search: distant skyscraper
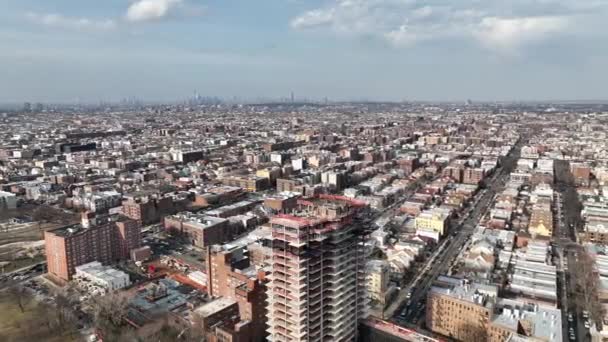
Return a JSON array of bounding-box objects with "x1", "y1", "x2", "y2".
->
[
  {"x1": 266, "y1": 195, "x2": 370, "y2": 342},
  {"x1": 23, "y1": 102, "x2": 31, "y2": 113},
  {"x1": 290, "y1": 91, "x2": 295, "y2": 103},
  {"x1": 34, "y1": 103, "x2": 44, "y2": 113}
]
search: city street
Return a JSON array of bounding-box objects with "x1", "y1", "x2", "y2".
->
[
  {"x1": 554, "y1": 159, "x2": 590, "y2": 342},
  {"x1": 387, "y1": 138, "x2": 524, "y2": 330}
]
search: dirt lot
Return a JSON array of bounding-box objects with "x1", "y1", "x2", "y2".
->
[
  {"x1": 0, "y1": 207, "x2": 73, "y2": 273},
  {"x1": 0, "y1": 222, "x2": 56, "y2": 246}
]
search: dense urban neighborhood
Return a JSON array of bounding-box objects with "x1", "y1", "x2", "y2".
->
[{"x1": 1, "y1": 102, "x2": 608, "y2": 342}]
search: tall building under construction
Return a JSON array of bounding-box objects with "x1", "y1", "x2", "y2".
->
[{"x1": 266, "y1": 195, "x2": 370, "y2": 342}]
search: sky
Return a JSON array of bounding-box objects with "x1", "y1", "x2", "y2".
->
[{"x1": 1, "y1": 0, "x2": 607, "y2": 103}]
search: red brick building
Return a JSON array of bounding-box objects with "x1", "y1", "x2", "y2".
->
[
  {"x1": 122, "y1": 195, "x2": 174, "y2": 225},
  {"x1": 205, "y1": 245, "x2": 268, "y2": 342},
  {"x1": 442, "y1": 166, "x2": 463, "y2": 182},
  {"x1": 396, "y1": 158, "x2": 419, "y2": 175},
  {"x1": 164, "y1": 213, "x2": 233, "y2": 248},
  {"x1": 45, "y1": 212, "x2": 141, "y2": 281},
  {"x1": 463, "y1": 168, "x2": 485, "y2": 185},
  {"x1": 571, "y1": 162, "x2": 591, "y2": 186}
]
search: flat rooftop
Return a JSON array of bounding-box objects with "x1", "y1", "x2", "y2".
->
[
  {"x1": 75, "y1": 262, "x2": 128, "y2": 282},
  {"x1": 492, "y1": 298, "x2": 562, "y2": 342},
  {"x1": 194, "y1": 297, "x2": 236, "y2": 318},
  {"x1": 170, "y1": 212, "x2": 228, "y2": 229},
  {"x1": 430, "y1": 276, "x2": 498, "y2": 308},
  {"x1": 130, "y1": 278, "x2": 189, "y2": 315},
  {"x1": 48, "y1": 214, "x2": 127, "y2": 237}
]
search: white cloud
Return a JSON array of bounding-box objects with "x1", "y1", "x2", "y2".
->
[
  {"x1": 26, "y1": 12, "x2": 116, "y2": 31},
  {"x1": 291, "y1": 9, "x2": 335, "y2": 29},
  {"x1": 126, "y1": 0, "x2": 183, "y2": 22},
  {"x1": 290, "y1": 0, "x2": 607, "y2": 52},
  {"x1": 475, "y1": 16, "x2": 569, "y2": 51},
  {"x1": 384, "y1": 25, "x2": 421, "y2": 47}
]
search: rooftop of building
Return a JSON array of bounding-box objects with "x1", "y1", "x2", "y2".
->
[
  {"x1": 75, "y1": 261, "x2": 128, "y2": 282},
  {"x1": 298, "y1": 194, "x2": 367, "y2": 208},
  {"x1": 205, "y1": 199, "x2": 260, "y2": 215},
  {"x1": 168, "y1": 212, "x2": 228, "y2": 228},
  {"x1": 365, "y1": 259, "x2": 390, "y2": 273},
  {"x1": 492, "y1": 298, "x2": 562, "y2": 342},
  {"x1": 194, "y1": 297, "x2": 237, "y2": 318},
  {"x1": 224, "y1": 225, "x2": 271, "y2": 250},
  {"x1": 47, "y1": 213, "x2": 129, "y2": 238},
  {"x1": 130, "y1": 278, "x2": 190, "y2": 315},
  {"x1": 416, "y1": 208, "x2": 451, "y2": 220},
  {"x1": 430, "y1": 276, "x2": 498, "y2": 308}
]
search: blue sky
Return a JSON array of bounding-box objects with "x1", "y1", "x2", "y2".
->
[{"x1": 1, "y1": 0, "x2": 607, "y2": 103}]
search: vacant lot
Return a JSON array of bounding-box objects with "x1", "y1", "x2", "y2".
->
[
  {"x1": 0, "y1": 222, "x2": 50, "y2": 246},
  {"x1": 0, "y1": 205, "x2": 77, "y2": 271}
]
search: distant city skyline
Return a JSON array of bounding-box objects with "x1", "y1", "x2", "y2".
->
[{"x1": 1, "y1": 0, "x2": 608, "y2": 103}]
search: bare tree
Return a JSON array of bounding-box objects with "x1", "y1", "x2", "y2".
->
[
  {"x1": 54, "y1": 286, "x2": 79, "y2": 331},
  {"x1": 90, "y1": 292, "x2": 131, "y2": 340},
  {"x1": 574, "y1": 249, "x2": 604, "y2": 323},
  {"x1": 34, "y1": 205, "x2": 74, "y2": 224},
  {"x1": 0, "y1": 290, "x2": 78, "y2": 341},
  {"x1": 8, "y1": 284, "x2": 31, "y2": 313},
  {"x1": 185, "y1": 312, "x2": 207, "y2": 342}
]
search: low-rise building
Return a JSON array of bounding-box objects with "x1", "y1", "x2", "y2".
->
[
  {"x1": 74, "y1": 261, "x2": 130, "y2": 291},
  {"x1": 528, "y1": 199, "x2": 553, "y2": 238},
  {"x1": 509, "y1": 240, "x2": 557, "y2": 303},
  {"x1": 415, "y1": 208, "x2": 451, "y2": 240}
]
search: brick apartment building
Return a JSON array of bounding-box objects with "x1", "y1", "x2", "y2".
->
[
  {"x1": 262, "y1": 141, "x2": 299, "y2": 152},
  {"x1": 192, "y1": 186, "x2": 245, "y2": 208},
  {"x1": 205, "y1": 245, "x2": 268, "y2": 341},
  {"x1": 463, "y1": 168, "x2": 485, "y2": 185},
  {"x1": 442, "y1": 166, "x2": 463, "y2": 183},
  {"x1": 182, "y1": 297, "x2": 250, "y2": 342},
  {"x1": 164, "y1": 212, "x2": 234, "y2": 248},
  {"x1": 45, "y1": 212, "x2": 141, "y2": 281},
  {"x1": 276, "y1": 178, "x2": 302, "y2": 193},
  {"x1": 220, "y1": 176, "x2": 270, "y2": 192},
  {"x1": 122, "y1": 194, "x2": 175, "y2": 225},
  {"x1": 427, "y1": 277, "x2": 562, "y2": 342},
  {"x1": 570, "y1": 162, "x2": 591, "y2": 186},
  {"x1": 396, "y1": 157, "x2": 419, "y2": 175},
  {"x1": 263, "y1": 195, "x2": 299, "y2": 213}
]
